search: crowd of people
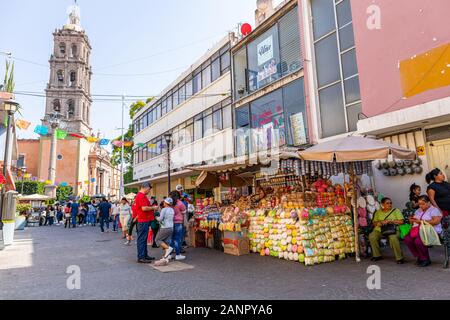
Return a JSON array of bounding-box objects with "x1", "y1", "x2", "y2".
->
[
  {"x1": 39, "y1": 182, "x2": 193, "y2": 265},
  {"x1": 368, "y1": 168, "x2": 450, "y2": 267}
]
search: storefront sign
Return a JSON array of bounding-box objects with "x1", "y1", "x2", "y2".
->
[
  {"x1": 257, "y1": 35, "x2": 273, "y2": 65},
  {"x1": 416, "y1": 145, "x2": 425, "y2": 156},
  {"x1": 290, "y1": 112, "x2": 307, "y2": 146}
]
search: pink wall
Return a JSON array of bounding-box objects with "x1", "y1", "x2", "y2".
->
[{"x1": 351, "y1": 0, "x2": 450, "y2": 117}]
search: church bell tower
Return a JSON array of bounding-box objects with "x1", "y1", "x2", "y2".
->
[{"x1": 44, "y1": 2, "x2": 92, "y2": 136}]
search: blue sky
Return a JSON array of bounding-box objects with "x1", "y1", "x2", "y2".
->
[{"x1": 0, "y1": 0, "x2": 270, "y2": 141}]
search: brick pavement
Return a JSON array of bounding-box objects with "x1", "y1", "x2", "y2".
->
[{"x1": 0, "y1": 225, "x2": 449, "y2": 300}]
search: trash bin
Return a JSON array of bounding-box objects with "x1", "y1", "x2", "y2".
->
[
  {"x1": 1, "y1": 191, "x2": 18, "y2": 246},
  {"x1": 2, "y1": 221, "x2": 14, "y2": 246}
]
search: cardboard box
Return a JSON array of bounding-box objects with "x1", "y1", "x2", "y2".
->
[
  {"x1": 223, "y1": 238, "x2": 249, "y2": 256},
  {"x1": 223, "y1": 228, "x2": 248, "y2": 240}
]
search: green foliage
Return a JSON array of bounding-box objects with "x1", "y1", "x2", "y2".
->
[
  {"x1": 124, "y1": 166, "x2": 138, "y2": 194},
  {"x1": 16, "y1": 181, "x2": 45, "y2": 195},
  {"x1": 129, "y1": 100, "x2": 148, "y2": 119},
  {"x1": 80, "y1": 195, "x2": 91, "y2": 204},
  {"x1": 56, "y1": 186, "x2": 73, "y2": 202},
  {"x1": 16, "y1": 203, "x2": 32, "y2": 214},
  {"x1": 2, "y1": 60, "x2": 14, "y2": 93}
]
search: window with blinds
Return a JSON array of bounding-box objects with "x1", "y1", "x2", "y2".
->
[{"x1": 279, "y1": 6, "x2": 302, "y2": 75}]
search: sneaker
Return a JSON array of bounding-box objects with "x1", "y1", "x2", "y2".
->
[
  {"x1": 175, "y1": 254, "x2": 186, "y2": 261},
  {"x1": 124, "y1": 240, "x2": 131, "y2": 245},
  {"x1": 419, "y1": 260, "x2": 431, "y2": 267},
  {"x1": 137, "y1": 258, "x2": 153, "y2": 264},
  {"x1": 145, "y1": 256, "x2": 156, "y2": 261},
  {"x1": 164, "y1": 247, "x2": 174, "y2": 259}
]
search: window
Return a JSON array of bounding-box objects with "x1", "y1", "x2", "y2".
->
[
  {"x1": 202, "y1": 64, "x2": 211, "y2": 89},
  {"x1": 59, "y1": 43, "x2": 66, "y2": 56},
  {"x1": 247, "y1": 25, "x2": 281, "y2": 92},
  {"x1": 283, "y1": 79, "x2": 308, "y2": 146},
  {"x1": 222, "y1": 104, "x2": 232, "y2": 129},
  {"x1": 17, "y1": 155, "x2": 25, "y2": 168},
  {"x1": 212, "y1": 109, "x2": 222, "y2": 133},
  {"x1": 185, "y1": 78, "x2": 193, "y2": 100},
  {"x1": 193, "y1": 69, "x2": 202, "y2": 94},
  {"x1": 70, "y1": 71, "x2": 76, "y2": 86},
  {"x1": 279, "y1": 6, "x2": 302, "y2": 75},
  {"x1": 71, "y1": 44, "x2": 77, "y2": 58},
  {"x1": 67, "y1": 100, "x2": 75, "y2": 119},
  {"x1": 319, "y1": 83, "x2": 346, "y2": 137},
  {"x1": 315, "y1": 33, "x2": 340, "y2": 87},
  {"x1": 185, "y1": 121, "x2": 194, "y2": 144},
  {"x1": 211, "y1": 56, "x2": 221, "y2": 82},
  {"x1": 167, "y1": 93, "x2": 173, "y2": 112},
  {"x1": 179, "y1": 84, "x2": 186, "y2": 105},
  {"x1": 234, "y1": 47, "x2": 248, "y2": 100},
  {"x1": 57, "y1": 70, "x2": 64, "y2": 83},
  {"x1": 53, "y1": 99, "x2": 61, "y2": 112},
  {"x1": 194, "y1": 115, "x2": 203, "y2": 141},
  {"x1": 235, "y1": 105, "x2": 250, "y2": 156},
  {"x1": 220, "y1": 51, "x2": 230, "y2": 73},
  {"x1": 142, "y1": 112, "x2": 148, "y2": 128},
  {"x1": 312, "y1": 0, "x2": 360, "y2": 137},
  {"x1": 173, "y1": 88, "x2": 179, "y2": 107},
  {"x1": 203, "y1": 111, "x2": 213, "y2": 137}
]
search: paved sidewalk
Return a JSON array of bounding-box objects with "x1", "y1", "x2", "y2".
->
[{"x1": 1, "y1": 225, "x2": 449, "y2": 300}]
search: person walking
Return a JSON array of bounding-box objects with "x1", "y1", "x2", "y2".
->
[
  {"x1": 176, "y1": 185, "x2": 191, "y2": 250},
  {"x1": 56, "y1": 205, "x2": 64, "y2": 225},
  {"x1": 150, "y1": 196, "x2": 160, "y2": 248},
  {"x1": 64, "y1": 203, "x2": 72, "y2": 229},
  {"x1": 126, "y1": 201, "x2": 138, "y2": 245},
  {"x1": 155, "y1": 197, "x2": 175, "y2": 259},
  {"x1": 70, "y1": 200, "x2": 79, "y2": 228},
  {"x1": 87, "y1": 200, "x2": 97, "y2": 226},
  {"x1": 112, "y1": 201, "x2": 120, "y2": 232},
  {"x1": 119, "y1": 198, "x2": 132, "y2": 240},
  {"x1": 78, "y1": 202, "x2": 87, "y2": 226},
  {"x1": 98, "y1": 198, "x2": 112, "y2": 233},
  {"x1": 134, "y1": 183, "x2": 158, "y2": 263},
  {"x1": 169, "y1": 190, "x2": 187, "y2": 261}
]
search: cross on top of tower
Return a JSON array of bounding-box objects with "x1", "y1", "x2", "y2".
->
[{"x1": 64, "y1": 1, "x2": 82, "y2": 31}]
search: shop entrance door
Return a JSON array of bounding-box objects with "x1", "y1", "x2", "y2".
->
[{"x1": 427, "y1": 138, "x2": 450, "y2": 182}]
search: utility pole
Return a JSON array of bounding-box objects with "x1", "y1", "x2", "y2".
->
[{"x1": 120, "y1": 94, "x2": 125, "y2": 199}]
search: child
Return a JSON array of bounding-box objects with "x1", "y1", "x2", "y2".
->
[
  {"x1": 155, "y1": 197, "x2": 175, "y2": 260},
  {"x1": 409, "y1": 183, "x2": 421, "y2": 209}
]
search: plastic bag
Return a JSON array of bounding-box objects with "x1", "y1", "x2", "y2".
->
[{"x1": 419, "y1": 222, "x2": 441, "y2": 246}]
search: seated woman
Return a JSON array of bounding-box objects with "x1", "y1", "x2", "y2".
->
[
  {"x1": 369, "y1": 197, "x2": 405, "y2": 264},
  {"x1": 404, "y1": 195, "x2": 442, "y2": 267}
]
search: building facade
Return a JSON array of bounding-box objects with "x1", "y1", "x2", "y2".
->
[
  {"x1": 17, "y1": 4, "x2": 120, "y2": 198},
  {"x1": 132, "y1": 36, "x2": 233, "y2": 199}
]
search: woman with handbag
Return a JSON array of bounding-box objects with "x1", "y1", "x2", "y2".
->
[
  {"x1": 404, "y1": 195, "x2": 442, "y2": 267},
  {"x1": 369, "y1": 197, "x2": 405, "y2": 264}
]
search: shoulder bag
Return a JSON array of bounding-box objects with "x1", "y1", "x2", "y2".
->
[{"x1": 381, "y1": 209, "x2": 397, "y2": 236}]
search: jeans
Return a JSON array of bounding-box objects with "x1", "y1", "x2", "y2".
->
[
  {"x1": 100, "y1": 216, "x2": 110, "y2": 232},
  {"x1": 137, "y1": 222, "x2": 150, "y2": 260},
  {"x1": 112, "y1": 215, "x2": 119, "y2": 231},
  {"x1": 87, "y1": 213, "x2": 96, "y2": 225},
  {"x1": 71, "y1": 214, "x2": 77, "y2": 228},
  {"x1": 170, "y1": 223, "x2": 184, "y2": 255}
]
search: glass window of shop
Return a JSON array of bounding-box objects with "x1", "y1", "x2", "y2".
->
[
  {"x1": 194, "y1": 114, "x2": 203, "y2": 141},
  {"x1": 312, "y1": 0, "x2": 361, "y2": 138},
  {"x1": 232, "y1": 6, "x2": 301, "y2": 100},
  {"x1": 283, "y1": 78, "x2": 308, "y2": 146}
]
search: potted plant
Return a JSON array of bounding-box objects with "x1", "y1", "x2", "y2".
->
[{"x1": 15, "y1": 203, "x2": 31, "y2": 230}]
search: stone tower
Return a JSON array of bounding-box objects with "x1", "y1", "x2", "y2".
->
[{"x1": 43, "y1": 3, "x2": 92, "y2": 136}]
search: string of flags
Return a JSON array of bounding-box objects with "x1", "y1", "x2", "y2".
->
[{"x1": 13, "y1": 118, "x2": 163, "y2": 150}]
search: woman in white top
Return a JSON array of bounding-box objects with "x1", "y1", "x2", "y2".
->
[{"x1": 119, "y1": 198, "x2": 132, "y2": 243}]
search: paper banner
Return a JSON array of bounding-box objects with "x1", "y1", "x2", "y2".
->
[
  {"x1": 56, "y1": 129, "x2": 67, "y2": 140},
  {"x1": 69, "y1": 133, "x2": 85, "y2": 139},
  {"x1": 44, "y1": 180, "x2": 52, "y2": 185},
  {"x1": 112, "y1": 141, "x2": 123, "y2": 147},
  {"x1": 91, "y1": 178, "x2": 96, "y2": 183},
  {"x1": 60, "y1": 182, "x2": 68, "y2": 187},
  {"x1": 160, "y1": 144, "x2": 167, "y2": 149},
  {"x1": 123, "y1": 141, "x2": 134, "y2": 147},
  {"x1": 86, "y1": 136, "x2": 99, "y2": 143},
  {"x1": 0, "y1": 173, "x2": 6, "y2": 185},
  {"x1": 84, "y1": 180, "x2": 90, "y2": 184},
  {"x1": 136, "y1": 143, "x2": 146, "y2": 148},
  {"x1": 77, "y1": 182, "x2": 82, "y2": 186},
  {"x1": 147, "y1": 143, "x2": 157, "y2": 148},
  {"x1": 15, "y1": 119, "x2": 31, "y2": 130},
  {"x1": 99, "y1": 139, "x2": 110, "y2": 146},
  {"x1": 32, "y1": 177, "x2": 38, "y2": 181},
  {"x1": 34, "y1": 125, "x2": 49, "y2": 136},
  {"x1": 23, "y1": 173, "x2": 32, "y2": 179}
]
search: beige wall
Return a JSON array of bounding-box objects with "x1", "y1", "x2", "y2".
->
[{"x1": 17, "y1": 140, "x2": 40, "y2": 178}]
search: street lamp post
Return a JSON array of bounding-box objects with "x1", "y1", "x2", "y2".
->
[
  {"x1": 164, "y1": 133, "x2": 172, "y2": 196},
  {"x1": 20, "y1": 166, "x2": 27, "y2": 195},
  {"x1": 2, "y1": 99, "x2": 19, "y2": 178},
  {"x1": 120, "y1": 94, "x2": 125, "y2": 199}
]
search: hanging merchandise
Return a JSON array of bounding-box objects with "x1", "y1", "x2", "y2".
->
[
  {"x1": 15, "y1": 119, "x2": 31, "y2": 130},
  {"x1": 56, "y1": 129, "x2": 67, "y2": 140},
  {"x1": 34, "y1": 125, "x2": 49, "y2": 136},
  {"x1": 99, "y1": 139, "x2": 110, "y2": 146}
]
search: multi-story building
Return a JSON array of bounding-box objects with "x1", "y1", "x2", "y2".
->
[{"x1": 131, "y1": 36, "x2": 233, "y2": 199}]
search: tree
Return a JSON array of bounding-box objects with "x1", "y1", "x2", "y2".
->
[
  {"x1": 124, "y1": 166, "x2": 138, "y2": 194},
  {"x1": 2, "y1": 60, "x2": 14, "y2": 93},
  {"x1": 56, "y1": 186, "x2": 73, "y2": 202},
  {"x1": 15, "y1": 181, "x2": 45, "y2": 195}
]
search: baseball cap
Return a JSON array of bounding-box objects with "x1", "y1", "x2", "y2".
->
[
  {"x1": 164, "y1": 198, "x2": 173, "y2": 205},
  {"x1": 176, "y1": 184, "x2": 183, "y2": 191}
]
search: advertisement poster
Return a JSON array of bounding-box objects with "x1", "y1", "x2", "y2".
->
[
  {"x1": 290, "y1": 112, "x2": 307, "y2": 146},
  {"x1": 256, "y1": 35, "x2": 277, "y2": 86}
]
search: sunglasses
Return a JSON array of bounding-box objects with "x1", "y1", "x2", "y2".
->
[{"x1": 385, "y1": 202, "x2": 392, "y2": 205}]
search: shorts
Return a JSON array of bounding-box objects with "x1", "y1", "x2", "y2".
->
[
  {"x1": 155, "y1": 228, "x2": 173, "y2": 247},
  {"x1": 120, "y1": 215, "x2": 131, "y2": 231}
]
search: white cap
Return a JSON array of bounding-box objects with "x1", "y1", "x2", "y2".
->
[
  {"x1": 176, "y1": 185, "x2": 183, "y2": 191},
  {"x1": 164, "y1": 198, "x2": 173, "y2": 205}
]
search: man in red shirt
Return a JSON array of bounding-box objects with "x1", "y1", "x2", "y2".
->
[{"x1": 135, "y1": 182, "x2": 159, "y2": 263}]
